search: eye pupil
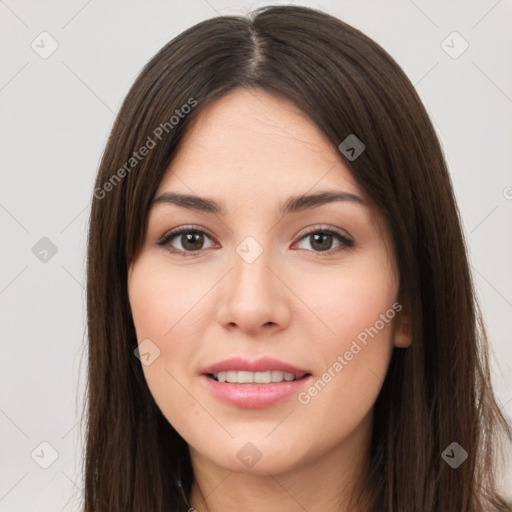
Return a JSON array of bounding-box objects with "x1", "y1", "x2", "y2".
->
[
  {"x1": 182, "y1": 232, "x2": 204, "y2": 250},
  {"x1": 310, "y1": 233, "x2": 332, "y2": 252}
]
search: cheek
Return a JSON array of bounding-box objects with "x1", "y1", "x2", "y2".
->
[
  {"x1": 128, "y1": 256, "x2": 203, "y2": 341},
  {"x1": 293, "y1": 250, "x2": 398, "y2": 413},
  {"x1": 128, "y1": 260, "x2": 203, "y2": 432},
  {"x1": 128, "y1": 258, "x2": 189, "y2": 377},
  {"x1": 294, "y1": 247, "x2": 398, "y2": 346}
]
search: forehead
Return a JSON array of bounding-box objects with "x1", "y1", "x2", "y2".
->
[{"x1": 155, "y1": 88, "x2": 365, "y2": 201}]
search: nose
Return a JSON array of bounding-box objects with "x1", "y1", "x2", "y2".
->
[{"x1": 215, "y1": 243, "x2": 291, "y2": 334}]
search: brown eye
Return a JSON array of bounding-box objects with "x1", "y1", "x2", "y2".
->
[
  {"x1": 179, "y1": 232, "x2": 206, "y2": 251},
  {"x1": 294, "y1": 227, "x2": 354, "y2": 255},
  {"x1": 158, "y1": 226, "x2": 215, "y2": 255},
  {"x1": 158, "y1": 225, "x2": 353, "y2": 258},
  {"x1": 309, "y1": 232, "x2": 334, "y2": 252}
]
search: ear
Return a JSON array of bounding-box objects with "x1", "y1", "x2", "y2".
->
[{"x1": 394, "y1": 301, "x2": 412, "y2": 348}]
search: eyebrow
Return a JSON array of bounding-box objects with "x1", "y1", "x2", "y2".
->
[{"x1": 151, "y1": 190, "x2": 367, "y2": 216}]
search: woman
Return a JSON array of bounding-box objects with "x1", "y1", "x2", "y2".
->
[{"x1": 84, "y1": 5, "x2": 512, "y2": 511}]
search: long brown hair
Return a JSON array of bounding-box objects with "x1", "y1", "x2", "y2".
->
[{"x1": 83, "y1": 5, "x2": 512, "y2": 511}]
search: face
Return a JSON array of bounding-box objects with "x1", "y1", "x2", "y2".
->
[{"x1": 128, "y1": 88, "x2": 411, "y2": 476}]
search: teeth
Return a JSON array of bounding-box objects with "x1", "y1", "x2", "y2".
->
[
  {"x1": 271, "y1": 371, "x2": 284, "y2": 382},
  {"x1": 213, "y1": 370, "x2": 306, "y2": 383}
]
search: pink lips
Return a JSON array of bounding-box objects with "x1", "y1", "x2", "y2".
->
[
  {"x1": 200, "y1": 356, "x2": 310, "y2": 375},
  {"x1": 200, "y1": 356, "x2": 312, "y2": 409}
]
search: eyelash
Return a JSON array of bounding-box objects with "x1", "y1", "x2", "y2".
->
[{"x1": 157, "y1": 224, "x2": 354, "y2": 258}]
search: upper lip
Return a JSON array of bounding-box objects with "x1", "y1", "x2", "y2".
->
[{"x1": 201, "y1": 357, "x2": 311, "y2": 375}]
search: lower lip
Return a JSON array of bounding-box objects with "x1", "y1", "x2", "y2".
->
[{"x1": 200, "y1": 374, "x2": 312, "y2": 409}]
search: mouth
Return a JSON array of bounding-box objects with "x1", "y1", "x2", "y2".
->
[
  {"x1": 206, "y1": 370, "x2": 311, "y2": 383},
  {"x1": 199, "y1": 357, "x2": 313, "y2": 408},
  {"x1": 200, "y1": 370, "x2": 313, "y2": 409}
]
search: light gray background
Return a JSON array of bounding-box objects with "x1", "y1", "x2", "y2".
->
[{"x1": 1, "y1": 1, "x2": 511, "y2": 510}]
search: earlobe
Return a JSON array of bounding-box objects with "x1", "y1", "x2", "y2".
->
[
  {"x1": 394, "y1": 330, "x2": 412, "y2": 348},
  {"x1": 394, "y1": 306, "x2": 413, "y2": 348}
]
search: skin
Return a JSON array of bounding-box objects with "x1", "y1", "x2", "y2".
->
[{"x1": 128, "y1": 88, "x2": 412, "y2": 512}]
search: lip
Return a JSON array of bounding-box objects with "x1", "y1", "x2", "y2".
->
[
  {"x1": 200, "y1": 374, "x2": 312, "y2": 409},
  {"x1": 199, "y1": 357, "x2": 312, "y2": 409},
  {"x1": 200, "y1": 356, "x2": 310, "y2": 375}
]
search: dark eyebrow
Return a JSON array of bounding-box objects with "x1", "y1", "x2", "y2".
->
[
  {"x1": 151, "y1": 190, "x2": 367, "y2": 216},
  {"x1": 281, "y1": 190, "x2": 366, "y2": 214}
]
